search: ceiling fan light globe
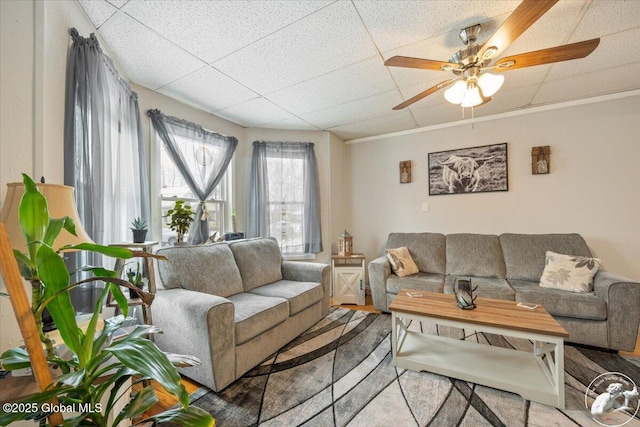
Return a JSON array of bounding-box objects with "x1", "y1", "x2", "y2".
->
[
  {"x1": 478, "y1": 73, "x2": 504, "y2": 97},
  {"x1": 444, "y1": 80, "x2": 466, "y2": 104},
  {"x1": 461, "y1": 86, "x2": 483, "y2": 108}
]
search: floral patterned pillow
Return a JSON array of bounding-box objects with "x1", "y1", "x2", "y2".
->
[
  {"x1": 386, "y1": 247, "x2": 419, "y2": 277},
  {"x1": 539, "y1": 251, "x2": 601, "y2": 293}
]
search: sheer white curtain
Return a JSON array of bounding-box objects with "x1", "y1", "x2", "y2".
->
[{"x1": 63, "y1": 29, "x2": 149, "y2": 312}]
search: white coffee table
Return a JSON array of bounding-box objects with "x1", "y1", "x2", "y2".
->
[{"x1": 389, "y1": 289, "x2": 569, "y2": 408}]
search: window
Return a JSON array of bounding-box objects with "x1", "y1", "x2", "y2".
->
[
  {"x1": 159, "y1": 135, "x2": 229, "y2": 246},
  {"x1": 266, "y1": 155, "x2": 305, "y2": 254},
  {"x1": 248, "y1": 141, "x2": 322, "y2": 256},
  {"x1": 149, "y1": 109, "x2": 238, "y2": 246}
]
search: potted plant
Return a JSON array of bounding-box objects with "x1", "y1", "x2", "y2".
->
[
  {"x1": 0, "y1": 174, "x2": 213, "y2": 426},
  {"x1": 130, "y1": 216, "x2": 148, "y2": 243},
  {"x1": 126, "y1": 261, "x2": 144, "y2": 299},
  {"x1": 166, "y1": 200, "x2": 194, "y2": 244}
]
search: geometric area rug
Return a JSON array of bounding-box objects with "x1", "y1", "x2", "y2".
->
[{"x1": 184, "y1": 307, "x2": 640, "y2": 427}]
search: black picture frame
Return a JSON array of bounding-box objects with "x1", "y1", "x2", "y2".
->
[{"x1": 428, "y1": 143, "x2": 508, "y2": 196}]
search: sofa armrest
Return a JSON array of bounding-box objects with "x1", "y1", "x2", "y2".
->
[
  {"x1": 282, "y1": 261, "x2": 330, "y2": 316},
  {"x1": 368, "y1": 256, "x2": 392, "y2": 312},
  {"x1": 151, "y1": 288, "x2": 236, "y2": 391},
  {"x1": 593, "y1": 270, "x2": 640, "y2": 351}
]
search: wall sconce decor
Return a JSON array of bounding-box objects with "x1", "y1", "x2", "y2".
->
[
  {"x1": 399, "y1": 160, "x2": 412, "y2": 183},
  {"x1": 532, "y1": 146, "x2": 550, "y2": 175}
]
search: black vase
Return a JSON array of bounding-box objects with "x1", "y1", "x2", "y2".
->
[{"x1": 132, "y1": 229, "x2": 147, "y2": 243}]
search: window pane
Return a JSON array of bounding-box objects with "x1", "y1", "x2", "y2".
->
[{"x1": 266, "y1": 156, "x2": 304, "y2": 254}]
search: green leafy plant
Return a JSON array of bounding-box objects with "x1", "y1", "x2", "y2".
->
[
  {"x1": 0, "y1": 174, "x2": 213, "y2": 427},
  {"x1": 126, "y1": 262, "x2": 143, "y2": 298},
  {"x1": 165, "y1": 200, "x2": 194, "y2": 243},
  {"x1": 130, "y1": 217, "x2": 147, "y2": 231}
]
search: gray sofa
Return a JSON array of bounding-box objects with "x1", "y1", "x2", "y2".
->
[
  {"x1": 151, "y1": 237, "x2": 330, "y2": 391},
  {"x1": 369, "y1": 232, "x2": 640, "y2": 352}
]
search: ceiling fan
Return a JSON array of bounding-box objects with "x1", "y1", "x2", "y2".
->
[{"x1": 384, "y1": 0, "x2": 600, "y2": 110}]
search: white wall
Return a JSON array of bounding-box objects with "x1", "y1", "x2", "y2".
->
[
  {"x1": 0, "y1": 0, "x2": 97, "y2": 353},
  {"x1": 345, "y1": 94, "x2": 640, "y2": 281}
]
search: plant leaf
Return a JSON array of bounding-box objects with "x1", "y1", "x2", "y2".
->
[
  {"x1": 106, "y1": 336, "x2": 189, "y2": 408},
  {"x1": 0, "y1": 347, "x2": 31, "y2": 370},
  {"x1": 42, "y1": 217, "x2": 68, "y2": 248},
  {"x1": 144, "y1": 405, "x2": 215, "y2": 427},
  {"x1": 59, "y1": 243, "x2": 133, "y2": 259},
  {"x1": 36, "y1": 244, "x2": 84, "y2": 364},
  {"x1": 57, "y1": 368, "x2": 86, "y2": 387},
  {"x1": 13, "y1": 249, "x2": 35, "y2": 271},
  {"x1": 113, "y1": 386, "x2": 158, "y2": 426},
  {"x1": 19, "y1": 174, "x2": 48, "y2": 262}
]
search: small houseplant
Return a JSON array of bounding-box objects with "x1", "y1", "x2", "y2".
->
[
  {"x1": 125, "y1": 261, "x2": 144, "y2": 298},
  {"x1": 166, "y1": 200, "x2": 194, "y2": 244},
  {"x1": 0, "y1": 174, "x2": 213, "y2": 426},
  {"x1": 130, "y1": 216, "x2": 148, "y2": 243}
]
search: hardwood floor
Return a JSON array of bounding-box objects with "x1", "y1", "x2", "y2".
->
[{"x1": 137, "y1": 296, "x2": 639, "y2": 419}]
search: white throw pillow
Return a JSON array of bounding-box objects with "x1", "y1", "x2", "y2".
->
[
  {"x1": 539, "y1": 251, "x2": 601, "y2": 293},
  {"x1": 386, "y1": 247, "x2": 419, "y2": 277}
]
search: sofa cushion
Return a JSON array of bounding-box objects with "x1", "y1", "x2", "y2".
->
[
  {"x1": 500, "y1": 233, "x2": 592, "y2": 282},
  {"x1": 229, "y1": 237, "x2": 283, "y2": 291},
  {"x1": 509, "y1": 279, "x2": 607, "y2": 321},
  {"x1": 386, "y1": 247, "x2": 419, "y2": 277},
  {"x1": 250, "y1": 280, "x2": 323, "y2": 315},
  {"x1": 539, "y1": 251, "x2": 601, "y2": 293},
  {"x1": 386, "y1": 273, "x2": 445, "y2": 295},
  {"x1": 386, "y1": 233, "x2": 446, "y2": 274},
  {"x1": 156, "y1": 243, "x2": 244, "y2": 297},
  {"x1": 226, "y1": 292, "x2": 289, "y2": 344},
  {"x1": 444, "y1": 276, "x2": 514, "y2": 301},
  {"x1": 446, "y1": 234, "x2": 506, "y2": 278}
]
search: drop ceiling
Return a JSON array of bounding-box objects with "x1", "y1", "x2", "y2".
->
[{"x1": 77, "y1": 0, "x2": 640, "y2": 140}]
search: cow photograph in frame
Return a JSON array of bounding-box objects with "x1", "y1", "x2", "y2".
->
[{"x1": 428, "y1": 143, "x2": 508, "y2": 195}]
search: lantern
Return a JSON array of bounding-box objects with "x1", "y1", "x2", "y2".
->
[{"x1": 338, "y1": 229, "x2": 353, "y2": 256}]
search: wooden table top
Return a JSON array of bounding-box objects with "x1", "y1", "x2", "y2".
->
[{"x1": 389, "y1": 290, "x2": 569, "y2": 338}]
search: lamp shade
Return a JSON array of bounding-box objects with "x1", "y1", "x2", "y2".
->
[
  {"x1": 477, "y1": 73, "x2": 504, "y2": 97},
  {"x1": 461, "y1": 85, "x2": 483, "y2": 107},
  {"x1": 0, "y1": 182, "x2": 94, "y2": 251},
  {"x1": 444, "y1": 80, "x2": 466, "y2": 104}
]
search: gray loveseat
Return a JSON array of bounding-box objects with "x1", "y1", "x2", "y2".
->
[
  {"x1": 369, "y1": 233, "x2": 640, "y2": 352},
  {"x1": 152, "y1": 237, "x2": 330, "y2": 391}
]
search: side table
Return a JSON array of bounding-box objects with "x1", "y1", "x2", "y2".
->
[
  {"x1": 107, "y1": 241, "x2": 158, "y2": 327},
  {"x1": 331, "y1": 254, "x2": 366, "y2": 305}
]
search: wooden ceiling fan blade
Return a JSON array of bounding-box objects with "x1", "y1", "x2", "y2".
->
[
  {"x1": 393, "y1": 79, "x2": 455, "y2": 110},
  {"x1": 385, "y1": 56, "x2": 459, "y2": 71},
  {"x1": 476, "y1": 0, "x2": 559, "y2": 62},
  {"x1": 492, "y1": 38, "x2": 600, "y2": 71}
]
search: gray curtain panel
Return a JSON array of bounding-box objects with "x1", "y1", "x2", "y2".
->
[
  {"x1": 147, "y1": 109, "x2": 238, "y2": 245},
  {"x1": 247, "y1": 141, "x2": 323, "y2": 254},
  {"x1": 63, "y1": 28, "x2": 150, "y2": 313}
]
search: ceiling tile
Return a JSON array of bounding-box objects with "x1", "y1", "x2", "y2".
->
[
  {"x1": 301, "y1": 90, "x2": 404, "y2": 129},
  {"x1": 158, "y1": 66, "x2": 259, "y2": 112},
  {"x1": 122, "y1": 0, "x2": 333, "y2": 63},
  {"x1": 532, "y1": 62, "x2": 640, "y2": 105},
  {"x1": 106, "y1": 0, "x2": 129, "y2": 8},
  {"x1": 97, "y1": 12, "x2": 207, "y2": 90},
  {"x1": 572, "y1": 0, "x2": 640, "y2": 40},
  {"x1": 329, "y1": 111, "x2": 417, "y2": 141},
  {"x1": 266, "y1": 57, "x2": 396, "y2": 114},
  {"x1": 215, "y1": 98, "x2": 292, "y2": 127},
  {"x1": 257, "y1": 116, "x2": 320, "y2": 131},
  {"x1": 545, "y1": 28, "x2": 640, "y2": 81},
  {"x1": 355, "y1": 0, "x2": 519, "y2": 53},
  {"x1": 77, "y1": 0, "x2": 117, "y2": 28},
  {"x1": 498, "y1": 1, "x2": 586, "y2": 59},
  {"x1": 213, "y1": 1, "x2": 378, "y2": 94}
]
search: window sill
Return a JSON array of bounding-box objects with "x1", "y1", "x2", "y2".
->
[{"x1": 283, "y1": 253, "x2": 316, "y2": 261}]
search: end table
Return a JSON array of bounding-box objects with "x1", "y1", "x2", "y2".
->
[{"x1": 331, "y1": 254, "x2": 366, "y2": 306}]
